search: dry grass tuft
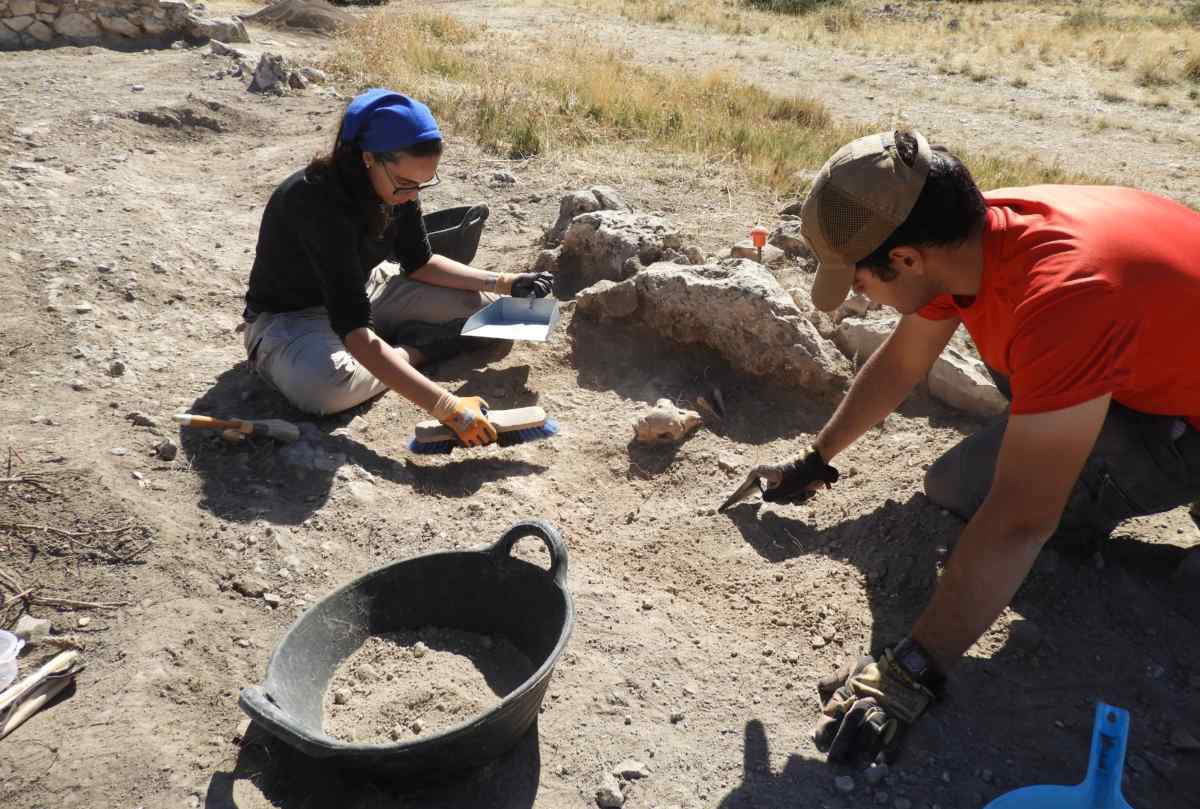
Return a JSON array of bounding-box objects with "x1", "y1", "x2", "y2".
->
[
  {"x1": 529, "y1": 0, "x2": 1200, "y2": 106},
  {"x1": 1184, "y1": 54, "x2": 1200, "y2": 83},
  {"x1": 331, "y1": 4, "x2": 1092, "y2": 194}
]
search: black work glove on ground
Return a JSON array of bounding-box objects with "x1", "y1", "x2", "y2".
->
[
  {"x1": 761, "y1": 447, "x2": 839, "y2": 503},
  {"x1": 813, "y1": 648, "x2": 938, "y2": 764},
  {"x1": 510, "y1": 271, "x2": 554, "y2": 298}
]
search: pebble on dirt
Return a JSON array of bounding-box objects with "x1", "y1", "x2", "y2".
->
[
  {"x1": 14, "y1": 615, "x2": 52, "y2": 644},
  {"x1": 126, "y1": 412, "x2": 156, "y2": 427},
  {"x1": 232, "y1": 576, "x2": 268, "y2": 598},
  {"x1": 156, "y1": 440, "x2": 178, "y2": 461},
  {"x1": 613, "y1": 759, "x2": 650, "y2": 780},
  {"x1": 834, "y1": 775, "x2": 855, "y2": 793},
  {"x1": 595, "y1": 772, "x2": 624, "y2": 808},
  {"x1": 865, "y1": 763, "x2": 889, "y2": 786}
]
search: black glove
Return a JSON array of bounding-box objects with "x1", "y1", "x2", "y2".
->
[
  {"x1": 761, "y1": 447, "x2": 839, "y2": 503},
  {"x1": 813, "y1": 639, "x2": 941, "y2": 764},
  {"x1": 510, "y1": 271, "x2": 554, "y2": 299}
]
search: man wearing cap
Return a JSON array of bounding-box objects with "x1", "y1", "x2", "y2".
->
[
  {"x1": 754, "y1": 129, "x2": 1200, "y2": 762},
  {"x1": 242, "y1": 88, "x2": 553, "y2": 445}
]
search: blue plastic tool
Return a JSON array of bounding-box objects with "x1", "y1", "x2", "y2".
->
[{"x1": 984, "y1": 702, "x2": 1135, "y2": 809}]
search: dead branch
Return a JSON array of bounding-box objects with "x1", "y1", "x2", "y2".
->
[
  {"x1": 41, "y1": 635, "x2": 86, "y2": 651},
  {"x1": 0, "y1": 566, "x2": 24, "y2": 592},
  {"x1": 0, "y1": 475, "x2": 63, "y2": 497},
  {"x1": 30, "y1": 596, "x2": 128, "y2": 611},
  {"x1": 1, "y1": 522, "x2": 150, "y2": 565},
  {"x1": 0, "y1": 522, "x2": 136, "y2": 539}
]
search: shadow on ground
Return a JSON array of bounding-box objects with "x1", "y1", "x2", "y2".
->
[
  {"x1": 722, "y1": 492, "x2": 1200, "y2": 808},
  {"x1": 566, "y1": 316, "x2": 979, "y2": 450},
  {"x1": 181, "y1": 352, "x2": 545, "y2": 526},
  {"x1": 206, "y1": 722, "x2": 541, "y2": 809}
]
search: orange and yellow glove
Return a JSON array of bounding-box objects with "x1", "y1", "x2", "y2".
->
[{"x1": 431, "y1": 393, "x2": 498, "y2": 447}]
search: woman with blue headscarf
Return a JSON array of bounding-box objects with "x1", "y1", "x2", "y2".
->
[{"x1": 242, "y1": 89, "x2": 552, "y2": 446}]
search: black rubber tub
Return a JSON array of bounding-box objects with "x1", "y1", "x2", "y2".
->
[
  {"x1": 238, "y1": 519, "x2": 573, "y2": 779},
  {"x1": 423, "y1": 204, "x2": 489, "y2": 266}
]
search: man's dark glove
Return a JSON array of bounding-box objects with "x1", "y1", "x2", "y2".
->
[
  {"x1": 761, "y1": 447, "x2": 839, "y2": 503},
  {"x1": 813, "y1": 642, "x2": 940, "y2": 764},
  {"x1": 510, "y1": 271, "x2": 554, "y2": 299}
]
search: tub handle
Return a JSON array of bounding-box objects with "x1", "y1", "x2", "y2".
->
[
  {"x1": 464, "y1": 203, "x2": 489, "y2": 230},
  {"x1": 492, "y1": 519, "x2": 569, "y2": 588}
]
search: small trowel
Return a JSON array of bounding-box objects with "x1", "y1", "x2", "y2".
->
[{"x1": 718, "y1": 464, "x2": 789, "y2": 513}]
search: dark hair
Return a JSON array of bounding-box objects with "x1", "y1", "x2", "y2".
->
[
  {"x1": 856, "y1": 130, "x2": 986, "y2": 280},
  {"x1": 306, "y1": 101, "x2": 444, "y2": 201}
]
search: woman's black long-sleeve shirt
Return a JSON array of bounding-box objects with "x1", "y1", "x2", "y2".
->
[{"x1": 244, "y1": 167, "x2": 433, "y2": 340}]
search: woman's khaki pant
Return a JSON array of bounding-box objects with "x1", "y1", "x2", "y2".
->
[{"x1": 242, "y1": 263, "x2": 497, "y2": 416}]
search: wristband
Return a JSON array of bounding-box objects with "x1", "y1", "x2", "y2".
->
[{"x1": 493, "y1": 273, "x2": 517, "y2": 295}]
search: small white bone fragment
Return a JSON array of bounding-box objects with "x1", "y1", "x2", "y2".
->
[{"x1": 634, "y1": 399, "x2": 703, "y2": 444}]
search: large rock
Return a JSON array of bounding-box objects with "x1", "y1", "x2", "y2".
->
[
  {"x1": 187, "y1": 13, "x2": 248, "y2": 43},
  {"x1": 243, "y1": 0, "x2": 354, "y2": 34},
  {"x1": 159, "y1": 0, "x2": 192, "y2": 23},
  {"x1": 4, "y1": 15, "x2": 34, "y2": 31},
  {"x1": 54, "y1": 11, "x2": 101, "y2": 39},
  {"x1": 210, "y1": 39, "x2": 258, "y2": 61},
  {"x1": 927, "y1": 347, "x2": 1008, "y2": 418},
  {"x1": 0, "y1": 26, "x2": 19, "y2": 48},
  {"x1": 835, "y1": 315, "x2": 1007, "y2": 418},
  {"x1": 97, "y1": 13, "x2": 141, "y2": 37},
  {"x1": 546, "y1": 185, "x2": 630, "y2": 245},
  {"x1": 8, "y1": 0, "x2": 34, "y2": 15},
  {"x1": 769, "y1": 219, "x2": 813, "y2": 260},
  {"x1": 577, "y1": 260, "x2": 850, "y2": 391},
  {"x1": 249, "y1": 52, "x2": 289, "y2": 94},
  {"x1": 25, "y1": 18, "x2": 50, "y2": 40},
  {"x1": 560, "y1": 210, "x2": 684, "y2": 286},
  {"x1": 834, "y1": 315, "x2": 894, "y2": 359},
  {"x1": 576, "y1": 279, "x2": 637, "y2": 320},
  {"x1": 731, "y1": 239, "x2": 784, "y2": 265}
]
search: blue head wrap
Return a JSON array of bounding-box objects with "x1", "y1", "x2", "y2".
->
[{"x1": 340, "y1": 88, "x2": 442, "y2": 153}]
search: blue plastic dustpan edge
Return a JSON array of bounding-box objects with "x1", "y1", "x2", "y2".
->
[{"x1": 983, "y1": 701, "x2": 1134, "y2": 809}]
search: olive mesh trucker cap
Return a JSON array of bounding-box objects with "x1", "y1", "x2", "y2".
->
[{"x1": 800, "y1": 129, "x2": 933, "y2": 311}]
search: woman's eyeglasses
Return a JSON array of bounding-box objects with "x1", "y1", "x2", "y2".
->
[{"x1": 381, "y1": 161, "x2": 440, "y2": 193}]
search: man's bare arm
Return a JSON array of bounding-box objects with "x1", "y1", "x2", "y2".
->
[
  {"x1": 912, "y1": 394, "x2": 1111, "y2": 671},
  {"x1": 815, "y1": 315, "x2": 960, "y2": 461}
]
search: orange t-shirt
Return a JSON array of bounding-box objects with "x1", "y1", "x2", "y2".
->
[{"x1": 918, "y1": 185, "x2": 1200, "y2": 430}]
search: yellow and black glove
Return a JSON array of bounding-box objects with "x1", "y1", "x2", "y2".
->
[
  {"x1": 432, "y1": 394, "x2": 498, "y2": 447},
  {"x1": 814, "y1": 638, "x2": 941, "y2": 764}
]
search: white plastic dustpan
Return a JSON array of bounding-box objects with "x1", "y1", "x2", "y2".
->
[{"x1": 461, "y1": 296, "x2": 561, "y2": 342}]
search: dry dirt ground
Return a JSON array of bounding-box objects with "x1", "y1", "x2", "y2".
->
[{"x1": 1, "y1": 4, "x2": 1198, "y2": 809}]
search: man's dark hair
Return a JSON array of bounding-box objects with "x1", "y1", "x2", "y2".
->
[{"x1": 856, "y1": 131, "x2": 986, "y2": 280}]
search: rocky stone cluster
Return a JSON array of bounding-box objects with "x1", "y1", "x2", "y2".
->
[{"x1": 0, "y1": 0, "x2": 232, "y2": 50}]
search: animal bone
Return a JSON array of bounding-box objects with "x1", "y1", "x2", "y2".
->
[{"x1": 633, "y1": 399, "x2": 703, "y2": 444}]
